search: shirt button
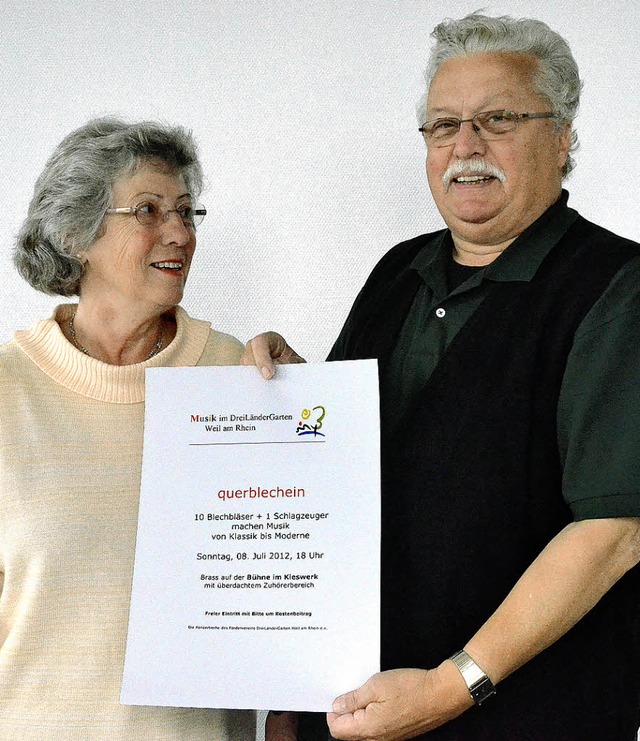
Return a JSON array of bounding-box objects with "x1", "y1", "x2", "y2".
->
[{"x1": 435, "y1": 307, "x2": 446, "y2": 318}]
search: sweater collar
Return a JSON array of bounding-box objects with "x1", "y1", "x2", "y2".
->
[{"x1": 13, "y1": 304, "x2": 211, "y2": 404}]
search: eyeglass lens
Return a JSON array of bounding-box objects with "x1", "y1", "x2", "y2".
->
[
  {"x1": 422, "y1": 110, "x2": 519, "y2": 145},
  {"x1": 135, "y1": 202, "x2": 206, "y2": 227}
]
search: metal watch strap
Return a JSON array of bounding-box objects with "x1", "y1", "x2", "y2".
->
[{"x1": 450, "y1": 650, "x2": 496, "y2": 705}]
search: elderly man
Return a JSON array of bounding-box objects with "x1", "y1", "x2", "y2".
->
[{"x1": 249, "y1": 13, "x2": 640, "y2": 741}]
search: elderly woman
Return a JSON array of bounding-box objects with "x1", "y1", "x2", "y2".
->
[{"x1": 1, "y1": 118, "x2": 255, "y2": 739}]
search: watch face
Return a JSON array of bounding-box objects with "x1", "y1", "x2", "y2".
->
[
  {"x1": 450, "y1": 650, "x2": 496, "y2": 705},
  {"x1": 470, "y1": 678, "x2": 496, "y2": 705}
]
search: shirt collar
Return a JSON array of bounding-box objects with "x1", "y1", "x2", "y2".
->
[
  {"x1": 412, "y1": 189, "x2": 579, "y2": 293},
  {"x1": 411, "y1": 230, "x2": 452, "y2": 298}
]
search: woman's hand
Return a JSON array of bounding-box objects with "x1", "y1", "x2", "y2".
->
[{"x1": 242, "y1": 332, "x2": 306, "y2": 379}]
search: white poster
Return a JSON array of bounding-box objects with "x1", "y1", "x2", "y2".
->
[{"x1": 121, "y1": 360, "x2": 380, "y2": 712}]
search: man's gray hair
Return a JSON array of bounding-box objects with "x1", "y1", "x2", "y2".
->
[
  {"x1": 419, "y1": 13, "x2": 582, "y2": 177},
  {"x1": 14, "y1": 117, "x2": 204, "y2": 296}
]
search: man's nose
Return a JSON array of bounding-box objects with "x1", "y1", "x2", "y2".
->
[{"x1": 452, "y1": 120, "x2": 488, "y2": 159}]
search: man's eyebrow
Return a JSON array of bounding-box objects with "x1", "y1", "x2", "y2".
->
[
  {"x1": 425, "y1": 107, "x2": 455, "y2": 117},
  {"x1": 426, "y1": 92, "x2": 522, "y2": 118}
]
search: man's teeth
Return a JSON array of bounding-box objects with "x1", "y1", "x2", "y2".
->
[
  {"x1": 152, "y1": 262, "x2": 182, "y2": 269},
  {"x1": 454, "y1": 175, "x2": 493, "y2": 183}
]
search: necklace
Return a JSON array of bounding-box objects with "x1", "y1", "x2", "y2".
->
[{"x1": 68, "y1": 313, "x2": 164, "y2": 359}]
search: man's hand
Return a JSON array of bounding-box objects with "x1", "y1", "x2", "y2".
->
[
  {"x1": 241, "y1": 332, "x2": 306, "y2": 379},
  {"x1": 265, "y1": 710, "x2": 299, "y2": 741},
  {"x1": 327, "y1": 665, "x2": 473, "y2": 741}
]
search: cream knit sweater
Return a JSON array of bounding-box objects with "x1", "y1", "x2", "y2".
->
[{"x1": 0, "y1": 304, "x2": 256, "y2": 740}]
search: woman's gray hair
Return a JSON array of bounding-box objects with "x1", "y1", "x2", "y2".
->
[
  {"x1": 14, "y1": 117, "x2": 204, "y2": 296},
  {"x1": 418, "y1": 13, "x2": 583, "y2": 177}
]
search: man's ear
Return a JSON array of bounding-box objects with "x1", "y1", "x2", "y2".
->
[{"x1": 557, "y1": 122, "x2": 572, "y2": 171}]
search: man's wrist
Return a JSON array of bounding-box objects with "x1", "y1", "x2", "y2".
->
[{"x1": 449, "y1": 650, "x2": 496, "y2": 706}]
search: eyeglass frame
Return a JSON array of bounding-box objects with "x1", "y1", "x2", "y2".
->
[
  {"x1": 418, "y1": 110, "x2": 557, "y2": 146},
  {"x1": 105, "y1": 201, "x2": 207, "y2": 228}
]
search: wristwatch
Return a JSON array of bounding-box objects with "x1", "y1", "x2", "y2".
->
[{"x1": 450, "y1": 649, "x2": 496, "y2": 705}]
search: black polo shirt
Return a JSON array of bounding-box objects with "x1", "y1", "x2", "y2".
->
[{"x1": 379, "y1": 191, "x2": 640, "y2": 520}]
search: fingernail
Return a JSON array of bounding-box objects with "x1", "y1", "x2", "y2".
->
[
  {"x1": 332, "y1": 696, "x2": 346, "y2": 714},
  {"x1": 261, "y1": 366, "x2": 273, "y2": 380}
]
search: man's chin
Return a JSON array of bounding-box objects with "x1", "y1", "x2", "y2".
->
[
  {"x1": 444, "y1": 204, "x2": 503, "y2": 230},
  {"x1": 436, "y1": 185, "x2": 503, "y2": 222}
]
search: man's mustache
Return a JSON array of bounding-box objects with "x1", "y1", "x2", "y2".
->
[{"x1": 442, "y1": 158, "x2": 507, "y2": 190}]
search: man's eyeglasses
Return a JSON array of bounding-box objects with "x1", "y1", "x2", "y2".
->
[
  {"x1": 105, "y1": 201, "x2": 207, "y2": 228},
  {"x1": 419, "y1": 110, "x2": 557, "y2": 147}
]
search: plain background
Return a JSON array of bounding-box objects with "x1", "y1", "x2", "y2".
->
[
  {"x1": 1, "y1": 0, "x2": 638, "y2": 360},
  {"x1": 1, "y1": 2, "x2": 638, "y2": 739}
]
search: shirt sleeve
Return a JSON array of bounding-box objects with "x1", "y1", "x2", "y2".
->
[{"x1": 558, "y1": 256, "x2": 640, "y2": 520}]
